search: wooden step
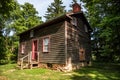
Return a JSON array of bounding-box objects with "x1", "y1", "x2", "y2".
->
[
  {"x1": 31, "y1": 61, "x2": 39, "y2": 64},
  {"x1": 29, "y1": 61, "x2": 39, "y2": 69}
]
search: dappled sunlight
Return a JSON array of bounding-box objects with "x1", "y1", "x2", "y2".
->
[
  {"x1": 0, "y1": 63, "x2": 120, "y2": 80},
  {"x1": 87, "y1": 73, "x2": 109, "y2": 80},
  {"x1": 87, "y1": 73, "x2": 97, "y2": 78},
  {"x1": 71, "y1": 63, "x2": 120, "y2": 80}
]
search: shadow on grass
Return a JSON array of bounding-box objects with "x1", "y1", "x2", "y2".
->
[{"x1": 71, "y1": 62, "x2": 120, "y2": 80}]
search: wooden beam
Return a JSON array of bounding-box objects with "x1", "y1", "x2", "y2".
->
[{"x1": 65, "y1": 21, "x2": 68, "y2": 65}]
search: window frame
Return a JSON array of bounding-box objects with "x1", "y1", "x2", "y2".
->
[
  {"x1": 84, "y1": 24, "x2": 88, "y2": 33},
  {"x1": 30, "y1": 30, "x2": 34, "y2": 38},
  {"x1": 71, "y1": 17, "x2": 77, "y2": 26},
  {"x1": 42, "y1": 36, "x2": 50, "y2": 53},
  {"x1": 20, "y1": 42, "x2": 26, "y2": 54},
  {"x1": 79, "y1": 48, "x2": 85, "y2": 61}
]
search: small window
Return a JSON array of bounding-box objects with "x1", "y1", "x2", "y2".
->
[
  {"x1": 43, "y1": 37, "x2": 50, "y2": 52},
  {"x1": 79, "y1": 48, "x2": 85, "y2": 61},
  {"x1": 21, "y1": 42, "x2": 26, "y2": 54},
  {"x1": 84, "y1": 25, "x2": 88, "y2": 32},
  {"x1": 71, "y1": 17, "x2": 77, "y2": 26},
  {"x1": 30, "y1": 30, "x2": 34, "y2": 37}
]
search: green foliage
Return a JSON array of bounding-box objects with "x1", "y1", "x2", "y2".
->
[
  {"x1": 0, "y1": 1, "x2": 43, "y2": 64},
  {"x1": 0, "y1": 37, "x2": 6, "y2": 56},
  {"x1": 44, "y1": 0, "x2": 66, "y2": 21},
  {"x1": 7, "y1": 2, "x2": 43, "y2": 63},
  {"x1": 10, "y1": 2, "x2": 43, "y2": 34},
  {"x1": 81, "y1": 0, "x2": 120, "y2": 62},
  {"x1": 0, "y1": 0, "x2": 16, "y2": 64},
  {"x1": 0, "y1": 0, "x2": 15, "y2": 17}
]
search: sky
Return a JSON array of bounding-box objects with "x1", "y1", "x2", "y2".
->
[{"x1": 17, "y1": 0, "x2": 81, "y2": 21}]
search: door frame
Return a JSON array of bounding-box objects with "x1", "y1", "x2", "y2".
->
[{"x1": 32, "y1": 39, "x2": 38, "y2": 61}]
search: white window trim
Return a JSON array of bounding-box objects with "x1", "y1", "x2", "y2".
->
[
  {"x1": 43, "y1": 37, "x2": 50, "y2": 52},
  {"x1": 21, "y1": 42, "x2": 26, "y2": 54}
]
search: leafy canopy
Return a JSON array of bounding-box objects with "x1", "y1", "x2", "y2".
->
[
  {"x1": 81, "y1": 0, "x2": 120, "y2": 62},
  {"x1": 10, "y1": 2, "x2": 43, "y2": 34}
]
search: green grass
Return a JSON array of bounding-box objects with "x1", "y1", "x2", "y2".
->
[{"x1": 0, "y1": 62, "x2": 120, "y2": 80}]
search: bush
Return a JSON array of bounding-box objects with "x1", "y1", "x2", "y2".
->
[{"x1": 0, "y1": 59, "x2": 9, "y2": 65}]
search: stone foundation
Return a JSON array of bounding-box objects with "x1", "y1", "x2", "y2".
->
[{"x1": 38, "y1": 61, "x2": 91, "y2": 72}]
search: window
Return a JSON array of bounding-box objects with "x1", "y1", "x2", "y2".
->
[
  {"x1": 30, "y1": 30, "x2": 34, "y2": 37},
  {"x1": 43, "y1": 37, "x2": 50, "y2": 52},
  {"x1": 71, "y1": 17, "x2": 77, "y2": 26},
  {"x1": 84, "y1": 24, "x2": 88, "y2": 32},
  {"x1": 21, "y1": 42, "x2": 26, "y2": 54},
  {"x1": 79, "y1": 48, "x2": 85, "y2": 61}
]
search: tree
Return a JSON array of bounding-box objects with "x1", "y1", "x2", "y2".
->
[
  {"x1": 8, "y1": 2, "x2": 43, "y2": 62},
  {"x1": 72, "y1": 0, "x2": 77, "y2": 3},
  {"x1": 0, "y1": 2, "x2": 43, "y2": 64},
  {"x1": 0, "y1": 0, "x2": 16, "y2": 35},
  {"x1": 0, "y1": 0, "x2": 16, "y2": 64},
  {"x1": 10, "y1": 2, "x2": 43, "y2": 34},
  {"x1": 44, "y1": 0, "x2": 66, "y2": 21},
  {"x1": 81, "y1": 0, "x2": 120, "y2": 62}
]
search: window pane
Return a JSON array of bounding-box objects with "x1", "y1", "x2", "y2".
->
[
  {"x1": 71, "y1": 17, "x2": 77, "y2": 26},
  {"x1": 43, "y1": 38, "x2": 49, "y2": 45},
  {"x1": 43, "y1": 46, "x2": 48, "y2": 52},
  {"x1": 43, "y1": 37, "x2": 49, "y2": 52},
  {"x1": 84, "y1": 25, "x2": 88, "y2": 32},
  {"x1": 30, "y1": 30, "x2": 34, "y2": 37},
  {"x1": 21, "y1": 43, "x2": 25, "y2": 54}
]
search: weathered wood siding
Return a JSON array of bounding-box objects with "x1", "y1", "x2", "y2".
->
[
  {"x1": 18, "y1": 21, "x2": 66, "y2": 64},
  {"x1": 67, "y1": 22, "x2": 79, "y2": 63},
  {"x1": 18, "y1": 14, "x2": 91, "y2": 66},
  {"x1": 77, "y1": 16, "x2": 91, "y2": 62},
  {"x1": 38, "y1": 22, "x2": 65, "y2": 64},
  {"x1": 18, "y1": 40, "x2": 31, "y2": 61},
  {"x1": 66, "y1": 15, "x2": 91, "y2": 63}
]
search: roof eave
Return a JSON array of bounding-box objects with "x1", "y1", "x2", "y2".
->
[
  {"x1": 68, "y1": 12, "x2": 93, "y2": 32},
  {"x1": 17, "y1": 14, "x2": 71, "y2": 36}
]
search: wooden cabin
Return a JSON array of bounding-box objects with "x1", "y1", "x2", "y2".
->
[{"x1": 17, "y1": 3, "x2": 92, "y2": 71}]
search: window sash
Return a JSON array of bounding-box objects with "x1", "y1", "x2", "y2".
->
[
  {"x1": 72, "y1": 17, "x2": 77, "y2": 26},
  {"x1": 43, "y1": 45, "x2": 49, "y2": 52},
  {"x1": 84, "y1": 25, "x2": 88, "y2": 32},
  {"x1": 21, "y1": 42, "x2": 25, "y2": 54},
  {"x1": 43, "y1": 37, "x2": 49, "y2": 52},
  {"x1": 30, "y1": 30, "x2": 34, "y2": 37}
]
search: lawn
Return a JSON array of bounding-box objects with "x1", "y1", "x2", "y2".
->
[{"x1": 0, "y1": 62, "x2": 120, "y2": 80}]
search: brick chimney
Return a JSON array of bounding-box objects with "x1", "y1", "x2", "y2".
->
[{"x1": 72, "y1": 3, "x2": 81, "y2": 13}]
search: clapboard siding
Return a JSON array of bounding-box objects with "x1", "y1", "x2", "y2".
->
[
  {"x1": 67, "y1": 22, "x2": 79, "y2": 63},
  {"x1": 77, "y1": 17, "x2": 91, "y2": 61},
  {"x1": 66, "y1": 15, "x2": 91, "y2": 63},
  {"x1": 37, "y1": 21, "x2": 65, "y2": 64},
  {"x1": 18, "y1": 12, "x2": 92, "y2": 68},
  {"x1": 18, "y1": 21, "x2": 66, "y2": 64}
]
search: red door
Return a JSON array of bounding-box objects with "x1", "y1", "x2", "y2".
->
[{"x1": 32, "y1": 40, "x2": 38, "y2": 60}]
